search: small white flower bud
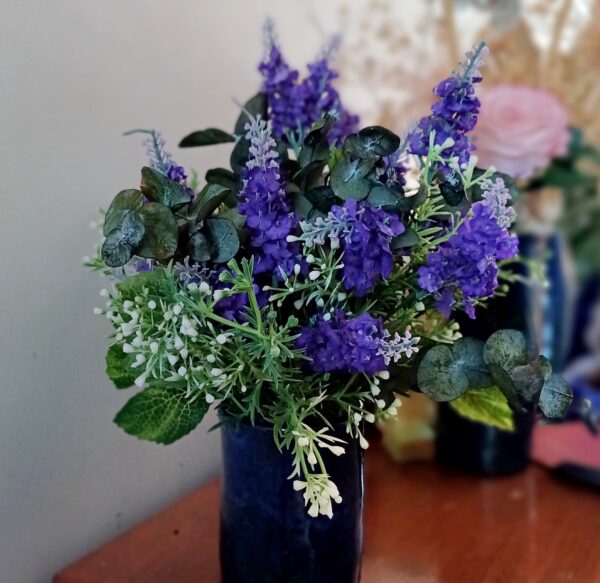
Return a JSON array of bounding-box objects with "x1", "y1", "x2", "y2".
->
[
  {"x1": 122, "y1": 343, "x2": 134, "y2": 354},
  {"x1": 307, "y1": 451, "x2": 317, "y2": 466},
  {"x1": 180, "y1": 348, "x2": 189, "y2": 359},
  {"x1": 365, "y1": 413, "x2": 375, "y2": 423},
  {"x1": 174, "y1": 336, "x2": 184, "y2": 350},
  {"x1": 206, "y1": 354, "x2": 216, "y2": 363},
  {"x1": 309, "y1": 270, "x2": 321, "y2": 281},
  {"x1": 323, "y1": 313, "x2": 331, "y2": 322},
  {"x1": 177, "y1": 366, "x2": 187, "y2": 377},
  {"x1": 376, "y1": 370, "x2": 390, "y2": 380},
  {"x1": 316, "y1": 298, "x2": 325, "y2": 308},
  {"x1": 293, "y1": 264, "x2": 301, "y2": 275},
  {"x1": 99, "y1": 288, "x2": 109, "y2": 298},
  {"x1": 353, "y1": 412, "x2": 362, "y2": 424},
  {"x1": 376, "y1": 399, "x2": 386, "y2": 409},
  {"x1": 240, "y1": 385, "x2": 247, "y2": 393},
  {"x1": 123, "y1": 300, "x2": 133, "y2": 310},
  {"x1": 205, "y1": 393, "x2": 215, "y2": 404},
  {"x1": 387, "y1": 407, "x2": 398, "y2": 417},
  {"x1": 359, "y1": 436, "x2": 369, "y2": 449},
  {"x1": 298, "y1": 437, "x2": 309, "y2": 447},
  {"x1": 308, "y1": 502, "x2": 319, "y2": 518},
  {"x1": 150, "y1": 342, "x2": 159, "y2": 354},
  {"x1": 199, "y1": 281, "x2": 211, "y2": 294},
  {"x1": 216, "y1": 334, "x2": 229, "y2": 345},
  {"x1": 173, "y1": 304, "x2": 182, "y2": 316},
  {"x1": 210, "y1": 368, "x2": 223, "y2": 377},
  {"x1": 292, "y1": 480, "x2": 306, "y2": 491},
  {"x1": 93, "y1": 307, "x2": 103, "y2": 315},
  {"x1": 329, "y1": 446, "x2": 345, "y2": 456},
  {"x1": 134, "y1": 372, "x2": 148, "y2": 389},
  {"x1": 135, "y1": 354, "x2": 146, "y2": 364},
  {"x1": 306, "y1": 254, "x2": 315, "y2": 264},
  {"x1": 167, "y1": 354, "x2": 179, "y2": 366},
  {"x1": 148, "y1": 300, "x2": 157, "y2": 310}
]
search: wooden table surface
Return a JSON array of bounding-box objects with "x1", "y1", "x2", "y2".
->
[{"x1": 55, "y1": 439, "x2": 600, "y2": 583}]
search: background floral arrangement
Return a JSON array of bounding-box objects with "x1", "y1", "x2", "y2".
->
[{"x1": 87, "y1": 23, "x2": 572, "y2": 517}]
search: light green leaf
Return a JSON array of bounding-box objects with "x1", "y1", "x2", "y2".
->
[
  {"x1": 114, "y1": 386, "x2": 209, "y2": 444},
  {"x1": 450, "y1": 386, "x2": 515, "y2": 431},
  {"x1": 106, "y1": 344, "x2": 137, "y2": 389},
  {"x1": 116, "y1": 268, "x2": 176, "y2": 301}
]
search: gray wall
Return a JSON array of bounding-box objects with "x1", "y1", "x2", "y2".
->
[{"x1": 0, "y1": 1, "x2": 332, "y2": 581}]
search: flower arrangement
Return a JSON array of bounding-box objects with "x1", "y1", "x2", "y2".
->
[{"x1": 87, "y1": 24, "x2": 572, "y2": 518}]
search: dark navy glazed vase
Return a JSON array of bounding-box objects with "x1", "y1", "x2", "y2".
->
[{"x1": 219, "y1": 418, "x2": 364, "y2": 583}]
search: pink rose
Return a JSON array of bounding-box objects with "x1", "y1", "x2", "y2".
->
[{"x1": 472, "y1": 85, "x2": 570, "y2": 179}]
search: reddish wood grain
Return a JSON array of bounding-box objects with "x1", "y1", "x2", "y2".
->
[{"x1": 54, "y1": 441, "x2": 600, "y2": 583}]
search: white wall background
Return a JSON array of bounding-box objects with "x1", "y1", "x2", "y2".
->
[{"x1": 0, "y1": 1, "x2": 345, "y2": 581}]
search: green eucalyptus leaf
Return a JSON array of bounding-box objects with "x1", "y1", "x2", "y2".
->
[
  {"x1": 417, "y1": 345, "x2": 470, "y2": 401},
  {"x1": 366, "y1": 184, "x2": 409, "y2": 213},
  {"x1": 191, "y1": 184, "x2": 230, "y2": 221},
  {"x1": 233, "y1": 93, "x2": 268, "y2": 136},
  {"x1": 344, "y1": 126, "x2": 400, "y2": 158},
  {"x1": 103, "y1": 189, "x2": 144, "y2": 236},
  {"x1": 483, "y1": 329, "x2": 529, "y2": 370},
  {"x1": 114, "y1": 385, "x2": 209, "y2": 445},
  {"x1": 488, "y1": 363, "x2": 525, "y2": 413},
  {"x1": 106, "y1": 344, "x2": 137, "y2": 389},
  {"x1": 330, "y1": 156, "x2": 375, "y2": 201},
  {"x1": 391, "y1": 227, "x2": 419, "y2": 250},
  {"x1": 453, "y1": 337, "x2": 494, "y2": 388},
  {"x1": 539, "y1": 374, "x2": 573, "y2": 418},
  {"x1": 449, "y1": 386, "x2": 515, "y2": 431},
  {"x1": 205, "y1": 218, "x2": 240, "y2": 263},
  {"x1": 510, "y1": 355, "x2": 551, "y2": 402},
  {"x1": 303, "y1": 186, "x2": 341, "y2": 214},
  {"x1": 218, "y1": 207, "x2": 247, "y2": 242},
  {"x1": 298, "y1": 115, "x2": 335, "y2": 167},
  {"x1": 136, "y1": 203, "x2": 178, "y2": 260},
  {"x1": 179, "y1": 128, "x2": 235, "y2": 148},
  {"x1": 440, "y1": 180, "x2": 466, "y2": 207},
  {"x1": 140, "y1": 167, "x2": 191, "y2": 211},
  {"x1": 101, "y1": 211, "x2": 145, "y2": 267},
  {"x1": 187, "y1": 230, "x2": 211, "y2": 262}
]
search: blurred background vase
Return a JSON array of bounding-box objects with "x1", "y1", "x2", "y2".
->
[
  {"x1": 220, "y1": 417, "x2": 364, "y2": 583},
  {"x1": 436, "y1": 232, "x2": 575, "y2": 475}
]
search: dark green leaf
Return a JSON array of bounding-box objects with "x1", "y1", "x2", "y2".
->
[
  {"x1": 140, "y1": 167, "x2": 192, "y2": 211},
  {"x1": 453, "y1": 337, "x2": 494, "y2": 388},
  {"x1": 483, "y1": 329, "x2": 529, "y2": 370},
  {"x1": 440, "y1": 180, "x2": 466, "y2": 207},
  {"x1": 303, "y1": 186, "x2": 341, "y2": 214},
  {"x1": 136, "y1": 203, "x2": 178, "y2": 260},
  {"x1": 101, "y1": 211, "x2": 145, "y2": 267},
  {"x1": 218, "y1": 207, "x2": 246, "y2": 236},
  {"x1": 450, "y1": 386, "x2": 515, "y2": 431},
  {"x1": 298, "y1": 115, "x2": 335, "y2": 167},
  {"x1": 470, "y1": 170, "x2": 520, "y2": 203},
  {"x1": 344, "y1": 126, "x2": 400, "y2": 158},
  {"x1": 187, "y1": 230, "x2": 211, "y2": 262},
  {"x1": 191, "y1": 184, "x2": 230, "y2": 221},
  {"x1": 417, "y1": 345, "x2": 470, "y2": 401},
  {"x1": 366, "y1": 184, "x2": 409, "y2": 213},
  {"x1": 229, "y1": 138, "x2": 250, "y2": 175},
  {"x1": 510, "y1": 356, "x2": 551, "y2": 402},
  {"x1": 391, "y1": 227, "x2": 419, "y2": 250},
  {"x1": 488, "y1": 363, "x2": 525, "y2": 413},
  {"x1": 103, "y1": 189, "x2": 144, "y2": 236},
  {"x1": 233, "y1": 93, "x2": 268, "y2": 136},
  {"x1": 114, "y1": 386, "x2": 209, "y2": 444},
  {"x1": 330, "y1": 156, "x2": 375, "y2": 201},
  {"x1": 205, "y1": 218, "x2": 240, "y2": 263},
  {"x1": 106, "y1": 344, "x2": 137, "y2": 389},
  {"x1": 539, "y1": 374, "x2": 572, "y2": 418},
  {"x1": 179, "y1": 128, "x2": 235, "y2": 148}
]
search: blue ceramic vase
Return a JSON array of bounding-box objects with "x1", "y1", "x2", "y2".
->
[{"x1": 219, "y1": 417, "x2": 364, "y2": 583}]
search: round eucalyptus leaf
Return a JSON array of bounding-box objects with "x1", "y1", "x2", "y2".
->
[
  {"x1": 417, "y1": 345, "x2": 470, "y2": 402},
  {"x1": 330, "y1": 157, "x2": 374, "y2": 201},
  {"x1": 483, "y1": 329, "x2": 529, "y2": 371},
  {"x1": 187, "y1": 231, "x2": 211, "y2": 262},
  {"x1": 366, "y1": 184, "x2": 409, "y2": 213},
  {"x1": 103, "y1": 189, "x2": 144, "y2": 236},
  {"x1": 136, "y1": 203, "x2": 178, "y2": 260},
  {"x1": 140, "y1": 167, "x2": 191, "y2": 211},
  {"x1": 452, "y1": 337, "x2": 493, "y2": 388},
  {"x1": 509, "y1": 356, "x2": 549, "y2": 402},
  {"x1": 191, "y1": 184, "x2": 230, "y2": 221},
  {"x1": 539, "y1": 374, "x2": 572, "y2": 418},
  {"x1": 205, "y1": 218, "x2": 240, "y2": 263},
  {"x1": 356, "y1": 126, "x2": 400, "y2": 157},
  {"x1": 102, "y1": 229, "x2": 134, "y2": 267}
]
